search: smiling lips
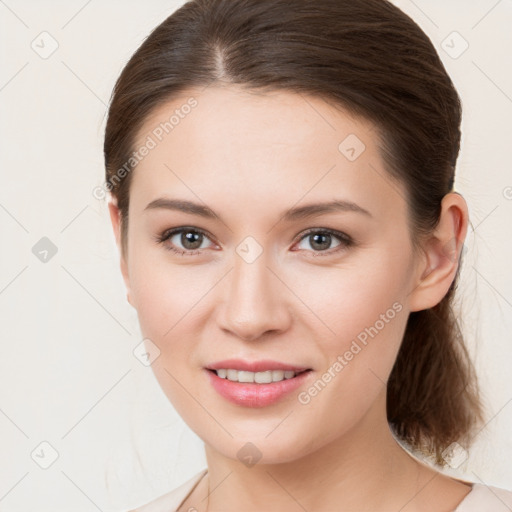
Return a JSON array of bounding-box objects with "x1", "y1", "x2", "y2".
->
[{"x1": 205, "y1": 359, "x2": 312, "y2": 407}]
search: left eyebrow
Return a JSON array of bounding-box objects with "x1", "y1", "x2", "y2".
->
[{"x1": 282, "y1": 199, "x2": 372, "y2": 222}]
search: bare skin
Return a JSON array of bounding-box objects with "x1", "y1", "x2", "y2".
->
[
  {"x1": 179, "y1": 439, "x2": 473, "y2": 512},
  {"x1": 110, "y1": 85, "x2": 473, "y2": 511}
]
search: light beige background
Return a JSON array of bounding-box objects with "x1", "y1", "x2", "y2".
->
[{"x1": 0, "y1": 1, "x2": 511, "y2": 511}]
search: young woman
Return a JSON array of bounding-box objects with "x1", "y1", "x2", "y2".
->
[{"x1": 104, "y1": 0, "x2": 512, "y2": 510}]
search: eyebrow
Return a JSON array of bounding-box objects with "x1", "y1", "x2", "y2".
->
[{"x1": 144, "y1": 197, "x2": 372, "y2": 222}]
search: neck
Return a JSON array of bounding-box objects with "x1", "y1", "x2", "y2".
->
[{"x1": 201, "y1": 389, "x2": 428, "y2": 512}]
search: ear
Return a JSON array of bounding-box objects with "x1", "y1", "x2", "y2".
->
[
  {"x1": 408, "y1": 192, "x2": 468, "y2": 312},
  {"x1": 108, "y1": 198, "x2": 133, "y2": 307}
]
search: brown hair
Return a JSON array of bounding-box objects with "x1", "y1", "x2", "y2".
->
[{"x1": 104, "y1": 0, "x2": 483, "y2": 465}]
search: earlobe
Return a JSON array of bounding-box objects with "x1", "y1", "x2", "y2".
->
[{"x1": 408, "y1": 193, "x2": 468, "y2": 312}]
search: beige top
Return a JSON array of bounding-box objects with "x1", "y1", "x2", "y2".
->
[{"x1": 128, "y1": 468, "x2": 512, "y2": 512}]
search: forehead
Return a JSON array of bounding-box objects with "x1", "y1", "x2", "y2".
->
[
  {"x1": 135, "y1": 85, "x2": 374, "y2": 162},
  {"x1": 129, "y1": 85, "x2": 407, "y2": 224}
]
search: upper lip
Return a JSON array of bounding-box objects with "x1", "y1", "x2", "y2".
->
[{"x1": 205, "y1": 359, "x2": 311, "y2": 373}]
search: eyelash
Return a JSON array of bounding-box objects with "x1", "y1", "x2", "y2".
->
[{"x1": 154, "y1": 226, "x2": 355, "y2": 257}]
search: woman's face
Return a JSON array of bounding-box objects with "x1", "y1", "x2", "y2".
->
[{"x1": 113, "y1": 85, "x2": 423, "y2": 464}]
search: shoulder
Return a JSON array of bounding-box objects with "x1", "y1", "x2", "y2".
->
[
  {"x1": 455, "y1": 483, "x2": 512, "y2": 512},
  {"x1": 126, "y1": 468, "x2": 207, "y2": 512}
]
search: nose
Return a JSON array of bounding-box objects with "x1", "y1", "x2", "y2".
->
[{"x1": 216, "y1": 249, "x2": 292, "y2": 342}]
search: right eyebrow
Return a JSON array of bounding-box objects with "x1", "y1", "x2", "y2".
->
[{"x1": 144, "y1": 198, "x2": 219, "y2": 219}]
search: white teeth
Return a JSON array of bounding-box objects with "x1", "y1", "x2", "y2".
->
[
  {"x1": 255, "y1": 371, "x2": 272, "y2": 383},
  {"x1": 214, "y1": 369, "x2": 301, "y2": 383},
  {"x1": 238, "y1": 371, "x2": 254, "y2": 383},
  {"x1": 271, "y1": 370, "x2": 284, "y2": 382},
  {"x1": 226, "y1": 369, "x2": 238, "y2": 381}
]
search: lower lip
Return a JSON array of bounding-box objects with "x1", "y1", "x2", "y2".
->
[{"x1": 205, "y1": 369, "x2": 312, "y2": 408}]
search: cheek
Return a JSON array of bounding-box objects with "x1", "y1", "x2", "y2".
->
[
  {"x1": 128, "y1": 259, "x2": 210, "y2": 415},
  {"x1": 294, "y1": 247, "x2": 409, "y2": 350},
  {"x1": 128, "y1": 245, "x2": 213, "y2": 336},
  {"x1": 295, "y1": 250, "x2": 409, "y2": 409},
  {"x1": 127, "y1": 251, "x2": 220, "y2": 412},
  {"x1": 326, "y1": 271, "x2": 406, "y2": 356},
  {"x1": 288, "y1": 284, "x2": 408, "y2": 460}
]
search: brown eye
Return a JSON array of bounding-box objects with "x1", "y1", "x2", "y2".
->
[
  {"x1": 307, "y1": 233, "x2": 334, "y2": 251},
  {"x1": 295, "y1": 229, "x2": 353, "y2": 255},
  {"x1": 177, "y1": 230, "x2": 204, "y2": 250},
  {"x1": 156, "y1": 227, "x2": 215, "y2": 255}
]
